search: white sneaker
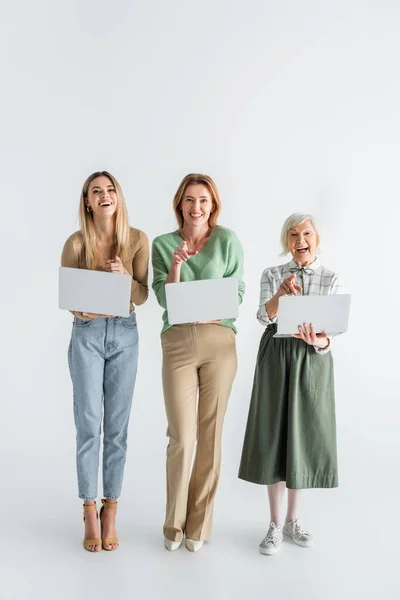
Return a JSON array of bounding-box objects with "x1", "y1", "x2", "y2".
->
[
  {"x1": 185, "y1": 538, "x2": 204, "y2": 552},
  {"x1": 283, "y1": 519, "x2": 314, "y2": 547},
  {"x1": 164, "y1": 537, "x2": 182, "y2": 551},
  {"x1": 259, "y1": 522, "x2": 283, "y2": 555}
]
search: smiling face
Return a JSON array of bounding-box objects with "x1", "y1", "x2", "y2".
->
[
  {"x1": 85, "y1": 175, "x2": 118, "y2": 219},
  {"x1": 287, "y1": 219, "x2": 319, "y2": 266},
  {"x1": 180, "y1": 184, "x2": 214, "y2": 228}
]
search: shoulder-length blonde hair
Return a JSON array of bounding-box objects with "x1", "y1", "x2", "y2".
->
[
  {"x1": 79, "y1": 171, "x2": 131, "y2": 269},
  {"x1": 172, "y1": 173, "x2": 221, "y2": 231}
]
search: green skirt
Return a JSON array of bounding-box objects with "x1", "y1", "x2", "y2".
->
[{"x1": 238, "y1": 324, "x2": 338, "y2": 489}]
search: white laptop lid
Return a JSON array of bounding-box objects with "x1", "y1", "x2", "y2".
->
[
  {"x1": 165, "y1": 278, "x2": 239, "y2": 325},
  {"x1": 59, "y1": 266, "x2": 132, "y2": 318},
  {"x1": 275, "y1": 294, "x2": 351, "y2": 336}
]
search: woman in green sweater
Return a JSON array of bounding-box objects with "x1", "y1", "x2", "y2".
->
[{"x1": 152, "y1": 173, "x2": 245, "y2": 553}]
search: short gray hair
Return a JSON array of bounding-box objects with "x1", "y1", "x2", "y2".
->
[{"x1": 280, "y1": 212, "x2": 320, "y2": 255}]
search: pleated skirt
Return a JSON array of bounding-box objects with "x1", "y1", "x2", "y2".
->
[{"x1": 238, "y1": 324, "x2": 338, "y2": 489}]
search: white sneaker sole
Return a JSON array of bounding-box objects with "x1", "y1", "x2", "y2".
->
[
  {"x1": 258, "y1": 544, "x2": 281, "y2": 556},
  {"x1": 259, "y1": 544, "x2": 281, "y2": 555},
  {"x1": 283, "y1": 531, "x2": 314, "y2": 547}
]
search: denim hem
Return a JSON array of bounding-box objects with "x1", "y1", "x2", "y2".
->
[
  {"x1": 79, "y1": 495, "x2": 97, "y2": 500},
  {"x1": 103, "y1": 493, "x2": 121, "y2": 499}
]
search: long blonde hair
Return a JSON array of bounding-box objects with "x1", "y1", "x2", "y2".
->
[
  {"x1": 78, "y1": 171, "x2": 131, "y2": 269},
  {"x1": 172, "y1": 173, "x2": 221, "y2": 231}
]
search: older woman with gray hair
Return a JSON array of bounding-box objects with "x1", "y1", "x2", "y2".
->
[{"x1": 238, "y1": 213, "x2": 342, "y2": 555}]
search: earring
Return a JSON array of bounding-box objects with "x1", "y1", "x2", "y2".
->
[{"x1": 86, "y1": 205, "x2": 92, "y2": 213}]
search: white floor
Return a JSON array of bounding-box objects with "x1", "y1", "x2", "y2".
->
[{"x1": 3, "y1": 447, "x2": 398, "y2": 600}]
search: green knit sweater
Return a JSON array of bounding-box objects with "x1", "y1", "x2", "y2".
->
[{"x1": 152, "y1": 226, "x2": 245, "y2": 334}]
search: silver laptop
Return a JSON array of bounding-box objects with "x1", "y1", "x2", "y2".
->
[
  {"x1": 165, "y1": 278, "x2": 239, "y2": 325},
  {"x1": 59, "y1": 266, "x2": 132, "y2": 318},
  {"x1": 275, "y1": 294, "x2": 351, "y2": 337}
]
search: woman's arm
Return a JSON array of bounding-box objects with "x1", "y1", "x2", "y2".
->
[
  {"x1": 225, "y1": 231, "x2": 245, "y2": 304},
  {"x1": 265, "y1": 292, "x2": 281, "y2": 321},
  {"x1": 267, "y1": 274, "x2": 301, "y2": 319},
  {"x1": 164, "y1": 241, "x2": 197, "y2": 284},
  {"x1": 257, "y1": 270, "x2": 277, "y2": 326},
  {"x1": 258, "y1": 271, "x2": 302, "y2": 326},
  {"x1": 151, "y1": 238, "x2": 169, "y2": 309},
  {"x1": 130, "y1": 231, "x2": 149, "y2": 306}
]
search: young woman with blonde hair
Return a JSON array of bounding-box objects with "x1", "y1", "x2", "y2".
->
[
  {"x1": 152, "y1": 173, "x2": 245, "y2": 553},
  {"x1": 61, "y1": 171, "x2": 149, "y2": 552}
]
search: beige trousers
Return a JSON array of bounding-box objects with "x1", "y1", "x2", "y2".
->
[{"x1": 161, "y1": 324, "x2": 238, "y2": 542}]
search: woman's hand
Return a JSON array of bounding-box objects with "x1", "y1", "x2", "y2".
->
[
  {"x1": 165, "y1": 241, "x2": 198, "y2": 284},
  {"x1": 278, "y1": 274, "x2": 302, "y2": 296},
  {"x1": 172, "y1": 241, "x2": 198, "y2": 267},
  {"x1": 104, "y1": 256, "x2": 128, "y2": 274},
  {"x1": 266, "y1": 274, "x2": 302, "y2": 319},
  {"x1": 292, "y1": 323, "x2": 329, "y2": 348},
  {"x1": 82, "y1": 313, "x2": 114, "y2": 319}
]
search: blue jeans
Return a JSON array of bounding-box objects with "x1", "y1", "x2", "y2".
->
[{"x1": 68, "y1": 311, "x2": 139, "y2": 500}]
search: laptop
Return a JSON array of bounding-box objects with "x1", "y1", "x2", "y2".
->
[
  {"x1": 165, "y1": 278, "x2": 239, "y2": 325},
  {"x1": 59, "y1": 266, "x2": 132, "y2": 318},
  {"x1": 274, "y1": 294, "x2": 351, "y2": 337}
]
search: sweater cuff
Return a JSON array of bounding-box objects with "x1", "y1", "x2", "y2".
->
[{"x1": 313, "y1": 336, "x2": 333, "y2": 355}]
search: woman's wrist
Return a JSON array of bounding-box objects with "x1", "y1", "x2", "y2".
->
[
  {"x1": 314, "y1": 337, "x2": 330, "y2": 349},
  {"x1": 165, "y1": 262, "x2": 181, "y2": 284},
  {"x1": 170, "y1": 263, "x2": 181, "y2": 275},
  {"x1": 265, "y1": 298, "x2": 278, "y2": 320}
]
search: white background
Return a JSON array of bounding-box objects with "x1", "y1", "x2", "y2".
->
[{"x1": 1, "y1": 1, "x2": 399, "y2": 599}]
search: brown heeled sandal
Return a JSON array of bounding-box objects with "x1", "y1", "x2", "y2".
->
[
  {"x1": 83, "y1": 503, "x2": 102, "y2": 552},
  {"x1": 100, "y1": 499, "x2": 119, "y2": 551}
]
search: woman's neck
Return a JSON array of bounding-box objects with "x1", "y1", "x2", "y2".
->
[
  {"x1": 293, "y1": 255, "x2": 317, "y2": 267},
  {"x1": 181, "y1": 223, "x2": 211, "y2": 245},
  {"x1": 93, "y1": 217, "x2": 116, "y2": 245}
]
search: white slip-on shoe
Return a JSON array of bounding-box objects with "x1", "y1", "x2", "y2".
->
[
  {"x1": 283, "y1": 519, "x2": 314, "y2": 547},
  {"x1": 185, "y1": 538, "x2": 204, "y2": 552},
  {"x1": 259, "y1": 522, "x2": 283, "y2": 555},
  {"x1": 164, "y1": 537, "x2": 182, "y2": 551}
]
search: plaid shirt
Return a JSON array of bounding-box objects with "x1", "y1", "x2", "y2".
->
[{"x1": 257, "y1": 257, "x2": 342, "y2": 355}]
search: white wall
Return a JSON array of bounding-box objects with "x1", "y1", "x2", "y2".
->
[{"x1": 1, "y1": 1, "x2": 399, "y2": 599}]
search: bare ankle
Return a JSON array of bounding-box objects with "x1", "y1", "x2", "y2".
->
[{"x1": 286, "y1": 516, "x2": 297, "y2": 523}]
